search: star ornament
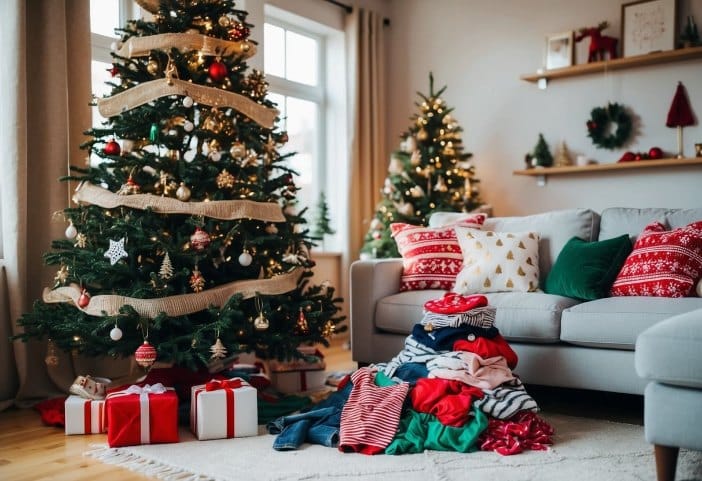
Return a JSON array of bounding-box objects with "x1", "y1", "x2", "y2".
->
[{"x1": 104, "y1": 237, "x2": 128, "y2": 265}]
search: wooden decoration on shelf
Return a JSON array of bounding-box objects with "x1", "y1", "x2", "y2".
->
[{"x1": 666, "y1": 82, "x2": 696, "y2": 158}]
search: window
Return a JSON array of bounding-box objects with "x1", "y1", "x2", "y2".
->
[
  {"x1": 90, "y1": 0, "x2": 137, "y2": 164},
  {"x1": 262, "y1": 8, "x2": 347, "y2": 252},
  {"x1": 263, "y1": 19, "x2": 324, "y2": 221}
]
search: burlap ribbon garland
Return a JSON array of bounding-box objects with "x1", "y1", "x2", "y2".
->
[
  {"x1": 97, "y1": 78, "x2": 278, "y2": 129},
  {"x1": 117, "y1": 33, "x2": 255, "y2": 59},
  {"x1": 135, "y1": 0, "x2": 159, "y2": 13},
  {"x1": 43, "y1": 268, "x2": 303, "y2": 318},
  {"x1": 73, "y1": 182, "x2": 285, "y2": 222}
]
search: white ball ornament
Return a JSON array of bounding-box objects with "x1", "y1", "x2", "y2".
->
[
  {"x1": 182, "y1": 96, "x2": 194, "y2": 108},
  {"x1": 65, "y1": 222, "x2": 78, "y2": 239},
  {"x1": 238, "y1": 251, "x2": 253, "y2": 266},
  {"x1": 110, "y1": 326, "x2": 123, "y2": 341},
  {"x1": 183, "y1": 120, "x2": 194, "y2": 132}
]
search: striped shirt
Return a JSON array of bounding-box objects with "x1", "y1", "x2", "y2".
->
[
  {"x1": 474, "y1": 378, "x2": 539, "y2": 419},
  {"x1": 420, "y1": 306, "x2": 497, "y2": 330},
  {"x1": 377, "y1": 335, "x2": 446, "y2": 377},
  {"x1": 339, "y1": 367, "x2": 409, "y2": 454}
]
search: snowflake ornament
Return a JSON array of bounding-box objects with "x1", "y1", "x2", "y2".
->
[{"x1": 104, "y1": 237, "x2": 128, "y2": 265}]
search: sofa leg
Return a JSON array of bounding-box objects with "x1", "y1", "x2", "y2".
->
[{"x1": 654, "y1": 444, "x2": 679, "y2": 481}]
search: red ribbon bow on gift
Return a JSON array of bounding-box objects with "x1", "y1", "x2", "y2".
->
[{"x1": 205, "y1": 378, "x2": 244, "y2": 391}]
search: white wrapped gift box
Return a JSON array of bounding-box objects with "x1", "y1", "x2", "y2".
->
[
  {"x1": 190, "y1": 378, "x2": 258, "y2": 440},
  {"x1": 65, "y1": 395, "x2": 106, "y2": 435}
]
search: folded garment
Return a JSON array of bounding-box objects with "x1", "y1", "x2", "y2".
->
[
  {"x1": 453, "y1": 333, "x2": 518, "y2": 369},
  {"x1": 420, "y1": 306, "x2": 496, "y2": 330},
  {"x1": 427, "y1": 351, "x2": 515, "y2": 390},
  {"x1": 412, "y1": 323, "x2": 498, "y2": 352},
  {"x1": 474, "y1": 377, "x2": 539, "y2": 420},
  {"x1": 410, "y1": 377, "x2": 484, "y2": 427},
  {"x1": 424, "y1": 292, "x2": 488, "y2": 314}
]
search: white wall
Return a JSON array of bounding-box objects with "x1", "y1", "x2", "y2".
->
[{"x1": 387, "y1": 0, "x2": 702, "y2": 216}]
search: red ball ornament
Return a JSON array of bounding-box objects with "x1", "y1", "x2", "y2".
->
[
  {"x1": 618, "y1": 151, "x2": 636, "y2": 163},
  {"x1": 104, "y1": 139, "x2": 121, "y2": 156},
  {"x1": 634, "y1": 153, "x2": 642, "y2": 161},
  {"x1": 229, "y1": 22, "x2": 250, "y2": 41},
  {"x1": 135, "y1": 341, "x2": 157, "y2": 368},
  {"x1": 648, "y1": 147, "x2": 663, "y2": 159},
  {"x1": 77, "y1": 289, "x2": 91, "y2": 308},
  {"x1": 208, "y1": 60, "x2": 228, "y2": 82},
  {"x1": 190, "y1": 227, "x2": 211, "y2": 251}
]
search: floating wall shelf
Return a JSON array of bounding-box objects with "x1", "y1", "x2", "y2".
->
[
  {"x1": 521, "y1": 46, "x2": 702, "y2": 85},
  {"x1": 513, "y1": 157, "x2": 702, "y2": 186}
]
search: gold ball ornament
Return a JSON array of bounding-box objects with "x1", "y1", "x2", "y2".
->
[
  {"x1": 176, "y1": 182, "x2": 191, "y2": 201},
  {"x1": 417, "y1": 128, "x2": 428, "y2": 141}
]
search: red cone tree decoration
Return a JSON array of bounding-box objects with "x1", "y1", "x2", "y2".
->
[{"x1": 666, "y1": 82, "x2": 696, "y2": 158}]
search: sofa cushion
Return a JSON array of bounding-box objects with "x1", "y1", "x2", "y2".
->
[
  {"x1": 430, "y1": 208, "x2": 600, "y2": 283},
  {"x1": 610, "y1": 220, "x2": 702, "y2": 298},
  {"x1": 598, "y1": 207, "x2": 702, "y2": 242},
  {"x1": 390, "y1": 215, "x2": 486, "y2": 292},
  {"x1": 544, "y1": 234, "x2": 632, "y2": 300},
  {"x1": 453, "y1": 227, "x2": 540, "y2": 294},
  {"x1": 636, "y1": 308, "x2": 702, "y2": 389},
  {"x1": 375, "y1": 290, "x2": 580, "y2": 344},
  {"x1": 561, "y1": 297, "x2": 702, "y2": 350}
]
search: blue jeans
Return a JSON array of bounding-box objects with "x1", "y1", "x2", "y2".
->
[{"x1": 267, "y1": 379, "x2": 352, "y2": 450}]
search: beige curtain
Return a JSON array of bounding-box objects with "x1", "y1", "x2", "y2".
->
[
  {"x1": 346, "y1": 7, "x2": 387, "y2": 262},
  {"x1": 0, "y1": 0, "x2": 93, "y2": 409}
]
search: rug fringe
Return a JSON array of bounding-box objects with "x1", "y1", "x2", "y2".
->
[{"x1": 85, "y1": 445, "x2": 211, "y2": 481}]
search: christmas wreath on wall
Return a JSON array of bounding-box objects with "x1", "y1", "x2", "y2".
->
[{"x1": 586, "y1": 103, "x2": 632, "y2": 150}]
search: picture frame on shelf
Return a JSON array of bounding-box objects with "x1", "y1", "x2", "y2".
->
[
  {"x1": 621, "y1": 0, "x2": 677, "y2": 57},
  {"x1": 545, "y1": 31, "x2": 574, "y2": 69}
]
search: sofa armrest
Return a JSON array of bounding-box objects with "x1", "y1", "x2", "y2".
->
[{"x1": 349, "y1": 259, "x2": 403, "y2": 363}]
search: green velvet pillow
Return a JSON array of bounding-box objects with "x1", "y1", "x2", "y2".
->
[{"x1": 544, "y1": 234, "x2": 632, "y2": 300}]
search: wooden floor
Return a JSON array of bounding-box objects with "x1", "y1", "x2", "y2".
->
[
  {"x1": 0, "y1": 337, "x2": 355, "y2": 481},
  {"x1": 0, "y1": 338, "x2": 643, "y2": 480}
]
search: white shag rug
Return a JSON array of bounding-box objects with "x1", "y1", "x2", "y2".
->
[{"x1": 86, "y1": 413, "x2": 702, "y2": 481}]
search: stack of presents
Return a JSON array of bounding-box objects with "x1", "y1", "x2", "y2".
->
[
  {"x1": 63, "y1": 347, "x2": 327, "y2": 447},
  {"x1": 62, "y1": 294, "x2": 553, "y2": 455}
]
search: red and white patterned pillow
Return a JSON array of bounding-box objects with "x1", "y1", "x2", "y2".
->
[
  {"x1": 390, "y1": 214, "x2": 486, "y2": 291},
  {"x1": 610, "y1": 220, "x2": 702, "y2": 298}
]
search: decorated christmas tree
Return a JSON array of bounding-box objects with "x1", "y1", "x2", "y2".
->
[
  {"x1": 15, "y1": 0, "x2": 344, "y2": 371},
  {"x1": 360, "y1": 74, "x2": 482, "y2": 258},
  {"x1": 532, "y1": 133, "x2": 553, "y2": 167}
]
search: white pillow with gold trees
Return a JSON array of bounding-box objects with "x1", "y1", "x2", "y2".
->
[{"x1": 453, "y1": 226, "x2": 540, "y2": 294}]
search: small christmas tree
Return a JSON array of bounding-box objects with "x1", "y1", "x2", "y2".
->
[
  {"x1": 14, "y1": 0, "x2": 345, "y2": 370},
  {"x1": 360, "y1": 73, "x2": 482, "y2": 258},
  {"x1": 532, "y1": 133, "x2": 554, "y2": 167},
  {"x1": 311, "y1": 191, "x2": 335, "y2": 250}
]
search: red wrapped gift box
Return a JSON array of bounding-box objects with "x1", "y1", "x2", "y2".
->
[{"x1": 106, "y1": 383, "x2": 179, "y2": 447}]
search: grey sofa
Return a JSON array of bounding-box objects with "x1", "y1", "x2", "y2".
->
[
  {"x1": 350, "y1": 207, "x2": 702, "y2": 396},
  {"x1": 635, "y1": 309, "x2": 702, "y2": 481}
]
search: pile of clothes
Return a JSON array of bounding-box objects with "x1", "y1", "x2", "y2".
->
[{"x1": 267, "y1": 292, "x2": 554, "y2": 456}]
